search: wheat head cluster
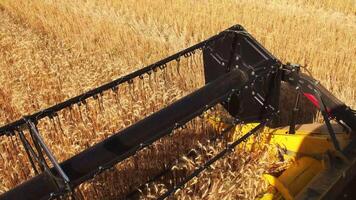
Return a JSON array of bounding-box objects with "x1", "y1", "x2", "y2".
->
[{"x1": 0, "y1": 0, "x2": 355, "y2": 199}]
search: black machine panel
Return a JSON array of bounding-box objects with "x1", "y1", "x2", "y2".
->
[{"x1": 203, "y1": 25, "x2": 282, "y2": 122}]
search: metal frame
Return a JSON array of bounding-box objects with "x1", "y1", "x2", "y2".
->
[
  {"x1": 282, "y1": 64, "x2": 356, "y2": 151},
  {"x1": 17, "y1": 119, "x2": 73, "y2": 198},
  {"x1": 282, "y1": 64, "x2": 356, "y2": 133},
  {"x1": 0, "y1": 69, "x2": 248, "y2": 200},
  {"x1": 157, "y1": 121, "x2": 268, "y2": 200},
  {"x1": 0, "y1": 31, "x2": 224, "y2": 136}
]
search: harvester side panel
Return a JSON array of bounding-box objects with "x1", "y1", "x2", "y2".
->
[{"x1": 203, "y1": 25, "x2": 281, "y2": 122}]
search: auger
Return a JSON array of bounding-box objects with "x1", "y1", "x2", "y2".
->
[{"x1": 0, "y1": 25, "x2": 355, "y2": 200}]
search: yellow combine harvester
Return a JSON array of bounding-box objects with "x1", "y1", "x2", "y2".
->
[
  {"x1": 260, "y1": 123, "x2": 354, "y2": 200},
  {"x1": 209, "y1": 117, "x2": 354, "y2": 200},
  {"x1": 0, "y1": 25, "x2": 355, "y2": 199}
]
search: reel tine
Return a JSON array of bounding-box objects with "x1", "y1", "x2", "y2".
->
[
  {"x1": 76, "y1": 100, "x2": 86, "y2": 124},
  {"x1": 99, "y1": 92, "x2": 105, "y2": 112},
  {"x1": 111, "y1": 86, "x2": 118, "y2": 92},
  {"x1": 92, "y1": 92, "x2": 105, "y2": 114},
  {"x1": 54, "y1": 113, "x2": 64, "y2": 135},
  {"x1": 127, "y1": 79, "x2": 134, "y2": 85},
  {"x1": 111, "y1": 86, "x2": 122, "y2": 108},
  {"x1": 152, "y1": 66, "x2": 158, "y2": 73},
  {"x1": 158, "y1": 64, "x2": 166, "y2": 70},
  {"x1": 67, "y1": 105, "x2": 76, "y2": 123},
  {"x1": 183, "y1": 52, "x2": 192, "y2": 58},
  {"x1": 49, "y1": 114, "x2": 59, "y2": 136},
  {"x1": 176, "y1": 57, "x2": 181, "y2": 77}
]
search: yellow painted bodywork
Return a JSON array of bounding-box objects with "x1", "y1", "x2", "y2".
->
[
  {"x1": 261, "y1": 157, "x2": 323, "y2": 200},
  {"x1": 207, "y1": 116, "x2": 351, "y2": 200},
  {"x1": 230, "y1": 122, "x2": 350, "y2": 156}
]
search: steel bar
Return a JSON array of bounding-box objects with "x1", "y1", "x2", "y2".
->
[
  {"x1": 289, "y1": 92, "x2": 300, "y2": 134},
  {"x1": 0, "y1": 69, "x2": 248, "y2": 200},
  {"x1": 158, "y1": 121, "x2": 267, "y2": 200},
  {"x1": 126, "y1": 121, "x2": 239, "y2": 199},
  {"x1": 314, "y1": 93, "x2": 341, "y2": 151},
  {"x1": 282, "y1": 66, "x2": 356, "y2": 132},
  {"x1": 18, "y1": 130, "x2": 40, "y2": 174},
  {"x1": 26, "y1": 120, "x2": 70, "y2": 184}
]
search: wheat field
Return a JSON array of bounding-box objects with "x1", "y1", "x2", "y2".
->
[{"x1": 0, "y1": 0, "x2": 355, "y2": 199}]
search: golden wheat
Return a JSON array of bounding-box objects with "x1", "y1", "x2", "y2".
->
[{"x1": 0, "y1": 0, "x2": 355, "y2": 199}]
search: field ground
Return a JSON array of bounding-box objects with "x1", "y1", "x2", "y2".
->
[{"x1": 0, "y1": 0, "x2": 355, "y2": 199}]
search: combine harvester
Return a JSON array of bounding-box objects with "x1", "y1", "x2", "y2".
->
[{"x1": 0, "y1": 25, "x2": 355, "y2": 200}]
